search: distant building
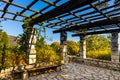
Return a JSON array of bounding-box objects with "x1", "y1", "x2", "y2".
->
[{"x1": 8, "y1": 35, "x2": 17, "y2": 46}]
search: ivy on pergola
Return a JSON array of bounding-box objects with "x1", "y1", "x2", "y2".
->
[{"x1": 0, "y1": 0, "x2": 120, "y2": 35}]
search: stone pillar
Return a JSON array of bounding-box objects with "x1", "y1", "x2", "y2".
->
[
  {"x1": 60, "y1": 31, "x2": 67, "y2": 64},
  {"x1": 27, "y1": 28, "x2": 36, "y2": 65},
  {"x1": 118, "y1": 33, "x2": 120, "y2": 59},
  {"x1": 80, "y1": 35, "x2": 86, "y2": 58},
  {"x1": 111, "y1": 32, "x2": 119, "y2": 63}
]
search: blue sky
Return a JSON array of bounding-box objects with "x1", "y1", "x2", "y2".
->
[
  {"x1": 0, "y1": 0, "x2": 80, "y2": 44},
  {"x1": 0, "y1": 19, "x2": 79, "y2": 44}
]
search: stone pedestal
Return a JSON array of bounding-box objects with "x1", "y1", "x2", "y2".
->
[
  {"x1": 111, "y1": 32, "x2": 119, "y2": 63},
  {"x1": 80, "y1": 35, "x2": 86, "y2": 59},
  {"x1": 60, "y1": 31, "x2": 67, "y2": 64},
  {"x1": 27, "y1": 28, "x2": 36, "y2": 65}
]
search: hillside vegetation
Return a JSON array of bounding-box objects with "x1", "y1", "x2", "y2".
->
[{"x1": 0, "y1": 30, "x2": 119, "y2": 70}]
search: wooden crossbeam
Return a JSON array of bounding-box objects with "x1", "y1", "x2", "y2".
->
[
  {"x1": 1, "y1": 0, "x2": 39, "y2": 13},
  {"x1": 1, "y1": 0, "x2": 13, "y2": 18},
  {"x1": 90, "y1": 3, "x2": 111, "y2": 20},
  {"x1": 70, "y1": 12, "x2": 92, "y2": 23},
  {"x1": 20, "y1": 0, "x2": 38, "y2": 14},
  {"x1": 46, "y1": 0, "x2": 112, "y2": 28},
  {"x1": 57, "y1": 0, "x2": 108, "y2": 19},
  {"x1": 53, "y1": 16, "x2": 120, "y2": 33},
  {"x1": 13, "y1": 12, "x2": 18, "y2": 20},
  {"x1": 72, "y1": 28, "x2": 120, "y2": 36},
  {"x1": 0, "y1": 16, "x2": 22, "y2": 22},
  {"x1": 30, "y1": 0, "x2": 95, "y2": 25},
  {"x1": 29, "y1": 0, "x2": 59, "y2": 19},
  {"x1": 0, "y1": 9, "x2": 28, "y2": 18}
]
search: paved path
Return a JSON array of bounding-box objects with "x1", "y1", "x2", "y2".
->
[{"x1": 28, "y1": 63, "x2": 120, "y2": 80}]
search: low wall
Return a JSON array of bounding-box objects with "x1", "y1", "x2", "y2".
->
[
  {"x1": 70, "y1": 56, "x2": 120, "y2": 71},
  {"x1": 0, "y1": 67, "x2": 14, "y2": 79},
  {"x1": 0, "y1": 63, "x2": 61, "y2": 79},
  {"x1": 0, "y1": 65, "x2": 36, "y2": 79}
]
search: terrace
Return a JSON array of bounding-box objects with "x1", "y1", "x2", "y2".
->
[{"x1": 0, "y1": 0, "x2": 120, "y2": 79}]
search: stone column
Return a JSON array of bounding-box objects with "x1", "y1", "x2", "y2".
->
[
  {"x1": 60, "y1": 31, "x2": 67, "y2": 64},
  {"x1": 80, "y1": 35, "x2": 86, "y2": 58},
  {"x1": 111, "y1": 32, "x2": 119, "y2": 63},
  {"x1": 27, "y1": 28, "x2": 36, "y2": 65}
]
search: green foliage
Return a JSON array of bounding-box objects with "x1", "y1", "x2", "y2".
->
[
  {"x1": 86, "y1": 50, "x2": 111, "y2": 60},
  {"x1": 86, "y1": 35, "x2": 111, "y2": 60},
  {"x1": 17, "y1": 16, "x2": 47, "y2": 65},
  {"x1": 67, "y1": 40, "x2": 79, "y2": 56},
  {"x1": 17, "y1": 31, "x2": 28, "y2": 64},
  {"x1": 22, "y1": 15, "x2": 38, "y2": 29},
  {"x1": 0, "y1": 31, "x2": 27, "y2": 69},
  {"x1": 50, "y1": 42, "x2": 60, "y2": 53},
  {"x1": 86, "y1": 35, "x2": 110, "y2": 51},
  {"x1": 0, "y1": 32, "x2": 11, "y2": 69},
  {"x1": 36, "y1": 46, "x2": 59, "y2": 63},
  {"x1": 10, "y1": 46, "x2": 27, "y2": 66},
  {"x1": 17, "y1": 33, "x2": 28, "y2": 53},
  {"x1": 0, "y1": 28, "x2": 118, "y2": 70},
  {"x1": 36, "y1": 39, "x2": 60, "y2": 64}
]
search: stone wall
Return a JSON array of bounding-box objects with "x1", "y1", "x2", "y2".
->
[
  {"x1": 0, "y1": 67, "x2": 14, "y2": 79},
  {"x1": 0, "y1": 63, "x2": 60, "y2": 79},
  {"x1": 70, "y1": 56, "x2": 120, "y2": 71},
  {"x1": 0, "y1": 65, "x2": 32, "y2": 79}
]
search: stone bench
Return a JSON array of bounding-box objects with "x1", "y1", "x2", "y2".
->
[
  {"x1": 12, "y1": 70, "x2": 24, "y2": 80},
  {"x1": 27, "y1": 65, "x2": 61, "y2": 77},
  {"x1": 12, "y1": 65, "x2": 62, "y2": 79}
]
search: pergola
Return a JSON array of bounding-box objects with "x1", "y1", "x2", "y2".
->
[{"x1": 0, "y1": 0, "x2": 120, "y2": 64}]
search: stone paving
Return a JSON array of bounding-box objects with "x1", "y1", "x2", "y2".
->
[{"x1": 28, "y1": 63, "x2": 120, "y2": 80}]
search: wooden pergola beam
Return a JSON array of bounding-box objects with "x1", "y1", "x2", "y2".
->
[
  {"x1": 20, "y1": 0, "x2": 38, "y2": 14},
  {"x1": 72, "y1": 28, "x2": 120, "y2": 36},
  {"x1": 53, "y1": 16, "x2": 120, "y2": 33},
  {"x1": 1, "y1": 0, "x2": 13, "y2": 18},
  {"x1": 0, "y1": 16, "x2": 22, "y2": 22},
  {"x1": 30, "y1": 0, "x2": 95, "y2": 25}
]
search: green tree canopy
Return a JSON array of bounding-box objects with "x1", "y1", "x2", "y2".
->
[
  {"x1": 0, "y1": 31, "x2": 10, "y2": 69},
  {"x1": 86, "y1": 35, "x2": 110, "y2": 51},
  {"x1": 86, "y1": 35, "x2": 111, "y2": 60},
  {"x1": 67, "y1": 40, "x2": 79, "y2": 55},
  {"x1": 50, "y1": 42, "x2": 60, "y2": 53}
]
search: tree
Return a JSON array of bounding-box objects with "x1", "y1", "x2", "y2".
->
[
  {"x1": 0, "y1": 32, "x2": 10, "y2": 69},
  {"x1": 86, "y1": 35, "x2": 111, "y2": 60},
  {"x1": 67, "y1": 40, "x2": 79, "y2": 56},
  {"x1": 17, "y1": 32, "x2": 28, "y2": 53},
  {"x1": 36, "y1": 39, "x2": 60, "y2": 65},
  {"x1": 86, "y1": 35, "x2": 110, "y2": 51},
  {"x1": 50, "y1": 42, "x2": 60, "y2": 53},
  {"x1": 17, "y1": 15, "x2": 46, "y2": 64}
]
